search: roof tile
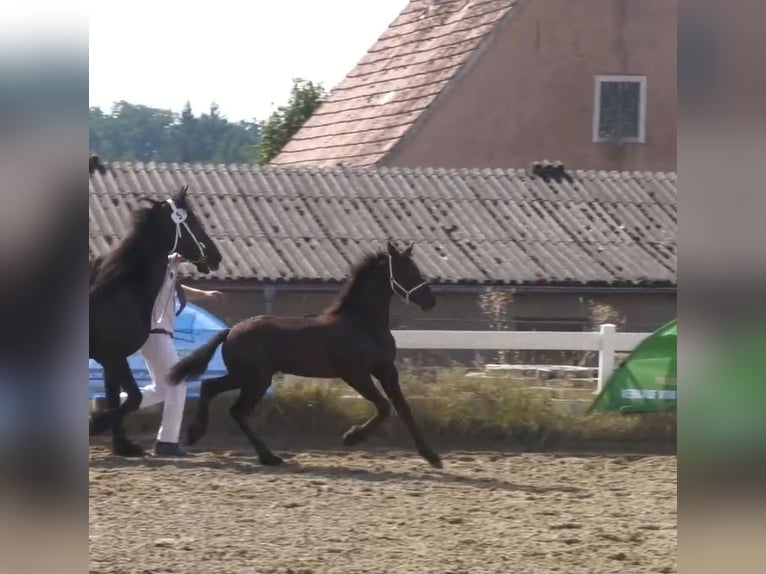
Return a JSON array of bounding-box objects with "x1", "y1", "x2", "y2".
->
[{"x1": 90, "y1": 162, "x2": 677, "y2": 287}]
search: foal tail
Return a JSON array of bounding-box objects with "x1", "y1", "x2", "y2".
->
[{"x1": 168, "y1": 328, "x2": 230, "y2": 385}]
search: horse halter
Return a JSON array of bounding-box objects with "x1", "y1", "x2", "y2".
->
[
  {"x1": 166, "y1": 198, "x2": 207, "y2": 265},
  {"x1": 152, "y1": 199, "x2": 207, "y2": 326},
  {"x1": 388, "y1": 254, "x2": 428, "y2": 304}
]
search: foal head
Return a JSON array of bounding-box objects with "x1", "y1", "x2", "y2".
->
[
  {"x1": 140, "y1": 185, "x2": 222, "y2": 273},
  {"x1": 386, "y1": 240, "x2": 436, "y2": 311}
]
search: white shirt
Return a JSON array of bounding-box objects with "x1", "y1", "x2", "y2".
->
[{"x1": 152, "y1": 255, "x2": 180, "y2": 332}]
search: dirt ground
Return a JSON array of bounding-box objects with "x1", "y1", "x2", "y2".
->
[{"x1": 89, "y1": 438, "x2": 676, "y2": 574}]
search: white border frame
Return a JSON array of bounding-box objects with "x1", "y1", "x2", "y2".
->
[{"x1": 592, "y1": 74, "x2": 647, "y2": 144}]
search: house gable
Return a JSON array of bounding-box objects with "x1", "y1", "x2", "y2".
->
[
  {"x1": 270, "y1": 0, "x2": 521, "y2": 168},
  {"x1": 272, "y1": 0, "x2": 676, "y2": 173}
]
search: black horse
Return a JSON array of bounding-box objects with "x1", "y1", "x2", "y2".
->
[
  {"x1": 167, "y1": 240, "x2": 443, "y2": 468},
  {"x1": 89, "y1": 185, "x2": 222, "y2": 456}
]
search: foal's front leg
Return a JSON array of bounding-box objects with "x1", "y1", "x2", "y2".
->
[
  {"x1": 229, "y1": 375, "x2": 283, "y2": 466},
  {"x1": 373, "y1": 364, "x2": 442, "y2": 468},
  {"x1": 340, "y1": 373, "x2": 392, "y2": 446}
]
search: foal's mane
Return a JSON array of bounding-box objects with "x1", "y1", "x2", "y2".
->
[{"x1": 323, "y1": 251, "x2": 387, "y2": 315}]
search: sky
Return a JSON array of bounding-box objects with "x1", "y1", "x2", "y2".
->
[{"x1": 89, "y1": 0, "x2": 409, "y2": 123}]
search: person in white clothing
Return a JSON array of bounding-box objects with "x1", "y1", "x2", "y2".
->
[{"x1": 140, "y1": 253, "x2": 223, "y2": 457}]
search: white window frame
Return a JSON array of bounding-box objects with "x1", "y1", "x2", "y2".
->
[{"x1": 592, "y1": 74, "x2": 647, "y2": 144}]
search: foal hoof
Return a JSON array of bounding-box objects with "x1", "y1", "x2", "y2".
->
[
  {"x1": 259, "y1": 453, "x2": 284, "y2": 466},
  {"x1": 342, "y1": 426, "x2": 367, "y2": 446},
  {"x1": 423, "y1": 452, "x2": 443, "y2": 469},
  {"x1": 112, "y1": 440, "x2": 145, "y2": 458}
]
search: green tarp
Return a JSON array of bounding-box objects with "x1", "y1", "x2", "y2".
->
[
  {"x1": 682, "y1": 324, "x2": 766, "y2": 461},
  {"x1": 589, "y1": 319, "x2": 677, "y2": 414}
]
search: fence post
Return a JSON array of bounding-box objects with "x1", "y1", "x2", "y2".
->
[{"x1": 597, "y1": 323, "x2": 616, "y2": 394}]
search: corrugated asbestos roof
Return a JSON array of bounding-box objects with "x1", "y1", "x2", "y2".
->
[
  {"x1": 89, "y1": 162, "x2": 677, "y2": 286},
  {"x1": 271, "y1": 0, "x2": 519, "y2": 167}
]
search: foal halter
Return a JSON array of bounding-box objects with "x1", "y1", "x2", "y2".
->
[
  {"x1": 388, "y1": 254, "x2": 428, "y2": 304},
  {"x1": 166, "y1": 198, "x2": 207, "y2": 265}
]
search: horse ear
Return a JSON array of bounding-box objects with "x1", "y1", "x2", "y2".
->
[
  {"x1": 174, "y1": 184, "x2": 188, "y2": 202},
  {"x1": 387, "y1": 238, "x2": 398, "y2": 256},
  {"x1": 403, "y1": 241, "x2": 414, "y2": 256}
]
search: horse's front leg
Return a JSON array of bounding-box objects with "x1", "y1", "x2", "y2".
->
[
  {"x1": 113, "y1": 358, "x2": 145, "y2": 456},
  {"x1": 373, "y1": 364, "x2": 442, "y2": 469},
  {"x1": 90, "y1": 358, "x2": 145, "y2": 456}
]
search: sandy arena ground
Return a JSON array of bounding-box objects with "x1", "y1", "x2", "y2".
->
[{"x1": 89, "y1": 443, "x2": 676, "y2": 574}]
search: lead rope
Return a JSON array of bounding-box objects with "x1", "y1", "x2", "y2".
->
[
  {"x1": 152, "y1": 198, "x2": 206, "y2": 325},
  {"x1": 388, "y1": 254, "x2": 427, "y2": 304},
  {"x1": 153, "y1": 264, "x2": 177, "y2": 325}
]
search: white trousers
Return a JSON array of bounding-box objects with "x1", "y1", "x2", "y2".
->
[{"x1": 131, "y1": 333, "x2": 187, "y2": 443}]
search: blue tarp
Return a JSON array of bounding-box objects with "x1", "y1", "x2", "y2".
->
[{"x1": 89, "y1": 303, "x2": 231, "y2": 399}]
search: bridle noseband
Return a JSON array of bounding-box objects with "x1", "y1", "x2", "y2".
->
[
  {"x1": 166, "y1": 198, "x2": 207, "y2": 266},
  {"x1": 388, "y1": 254, "x2": 428, "y2": 304}
]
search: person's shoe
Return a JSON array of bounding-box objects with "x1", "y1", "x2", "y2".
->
[{"x1": 154, "y1": 441, "x2": 189, "y2": 457}]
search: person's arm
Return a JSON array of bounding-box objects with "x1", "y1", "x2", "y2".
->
[{"x1": 179, "y1": 284, "x2": 223, "y2": 303}]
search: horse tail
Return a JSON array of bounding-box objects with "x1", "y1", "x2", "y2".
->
[{"x1": 167, "y1": 328, "x2": 230, "y2": 385}]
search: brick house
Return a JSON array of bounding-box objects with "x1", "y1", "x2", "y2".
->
[{"x1": 271, "y1": 0, "x2": 677, "y2": 173}]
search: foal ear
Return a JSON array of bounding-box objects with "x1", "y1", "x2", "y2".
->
[
  {"x1": 387, "y1": 238, "x2": 399, "y2": 256},
  {"x1": 403, "y1": 241, "x2": 414, "y2": 257}
]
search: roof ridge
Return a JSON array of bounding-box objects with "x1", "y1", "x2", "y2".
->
[{"x1": 105, "y1": 160, "x2": 677, "y2": 178}]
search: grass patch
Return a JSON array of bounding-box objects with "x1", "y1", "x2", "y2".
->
[{"x1": 121, "y1": 367, "x2": 676, "y2": 452}]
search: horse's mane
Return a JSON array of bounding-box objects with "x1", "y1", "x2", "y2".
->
[
  {"x1": 90, "y1": 202, "x2": 162, "y2": 290},
  {"x1": 323, "y1": 251, "x2": 386, "y2": 315},
  {"x1": 89, "y1": 255, "x2": 103, "y2": 285}
]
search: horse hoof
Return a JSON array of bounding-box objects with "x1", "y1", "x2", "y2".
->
[
  {"x1": 89, "y1": 415, "x2": 110, "y2": 436},
  {"x1": 112, "y1": 441, "x2": 145, "y2": 457},
  {"x1": 186, "y1": 425, "x2": 204, "y2": 446},
  {"x1": 260, "y1": 453, "x2": 284, "y2": 466}
]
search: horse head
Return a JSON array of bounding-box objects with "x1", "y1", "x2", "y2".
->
[
  {"x1": 386, "y1": 239, "x2": 436, "y2": 311},
  {"x1": 141, "y1": 185, "x2": 222, "y2": 274}
]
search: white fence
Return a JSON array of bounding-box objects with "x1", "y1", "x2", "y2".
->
[
  {"x1": 392, "y1": 323, "x2": 651, "y2": 393},
  {"x1": 91, "y1": 324, "x2": 650, "y2": 406}
]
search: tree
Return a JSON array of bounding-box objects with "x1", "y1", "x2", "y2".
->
[
  {"x1": 89, "y1": 101, "x2": 261, "y2": 164},
  {"x1": 256, "y1": 78, "x2": 326, "y2": 165},
  {"x1": 173, "y1": 101, "x2": 198, "y2": 161}
]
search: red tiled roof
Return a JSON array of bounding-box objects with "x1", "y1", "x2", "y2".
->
[
  {"x1": 89, "y1": 162, "x2": 677, "y2": 287},
  {"x1": 271, "y1": 0, "x2": 519, "y2": 168}
]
